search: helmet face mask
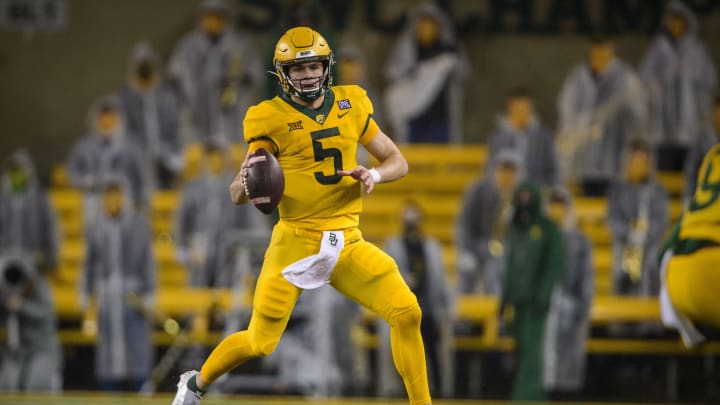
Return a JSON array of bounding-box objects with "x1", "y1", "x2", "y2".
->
[
  {"x1": 279, "y1": 57, "x2": 332, "y2": 102},
  {"x1": 274, "y1": 27, "x2": 334, "y2": 103}
]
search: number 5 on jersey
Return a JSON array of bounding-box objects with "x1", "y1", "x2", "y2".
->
[{"x1": 311, "y1": 128, "x2": 343, "y2": 185}]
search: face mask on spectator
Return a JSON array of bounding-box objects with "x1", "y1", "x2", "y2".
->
[{"x1": 8, "y1": 167, "x2": 28, "y2": 194}]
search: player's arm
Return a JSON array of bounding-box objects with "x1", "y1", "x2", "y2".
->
[
  {"x1": 338, "y1": 129, "x2": 408, "y2": 194},
  {"x1": 229, "y1": 139, "x2": 278, "y2": 204}
]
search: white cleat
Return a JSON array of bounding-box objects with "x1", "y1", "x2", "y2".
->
[{"x1": 172, "y1": 370, "x2": 205, "y2": 405}]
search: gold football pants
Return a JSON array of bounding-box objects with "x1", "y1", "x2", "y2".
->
[
  {"x1": 200, "y1": 221, "x2": 431, "y2": 405},
  {"x1": 667, "y1": 247, "x2": 720, "y2": 327}
]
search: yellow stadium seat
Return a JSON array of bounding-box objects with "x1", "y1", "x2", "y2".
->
[
  {"x1": 49, "y1": 189, "x2": 83, "y2": 216},
  {"x1": 591, "y1": 296, "x2": 660, "y2": 323}
]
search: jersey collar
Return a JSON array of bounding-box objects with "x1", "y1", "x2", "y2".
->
[{"x1": 280, "y1": 89, "x2": 335, "y2": 125}]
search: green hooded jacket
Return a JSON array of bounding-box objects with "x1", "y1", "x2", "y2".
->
[{"x1": 501, "y1": 181, "x2": 565, "y2": 312}]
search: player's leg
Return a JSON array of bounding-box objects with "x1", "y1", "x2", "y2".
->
[
  {"x1": 330, "y1": 237, "x2": 431, "y2": 405},
  {"x1": 172, "y1": 224, "x2": 307, "y2": 404},
  {"x1": 198, "y1": 273, "x2": 301, "y2": 385},
  {"x1": 667, "y1": 247, "x2": 720, "y2": 327}
]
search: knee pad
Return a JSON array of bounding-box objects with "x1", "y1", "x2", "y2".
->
[
  {"x1": 387, "y1": 290, "x2": 422, "y2": 330},
  {"x1": 248, "y1": 325, "x2": 282, "y2": 357}
]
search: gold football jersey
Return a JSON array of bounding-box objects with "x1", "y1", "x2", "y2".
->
[
  {"x1": 243, "y1": 85, "x2": 380, "y2": 230},
  {"x1": 680, "y1": 144, "x2": 720, "y2": 242}
]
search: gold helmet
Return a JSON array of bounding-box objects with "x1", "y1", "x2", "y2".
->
[{"x1": 273, "y1": 27, "x2": 334, "y2": 102}]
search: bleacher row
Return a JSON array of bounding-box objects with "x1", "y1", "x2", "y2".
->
[{"x1": 48, "y1": 144, "x2": 710, "y2": 355}]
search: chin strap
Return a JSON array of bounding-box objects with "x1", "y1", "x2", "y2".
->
[{"x1": 294, "y1": 88, "x2": 325, "y2": 102}]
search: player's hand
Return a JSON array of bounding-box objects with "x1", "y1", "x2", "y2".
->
[
  {"x1": 230, "y1": 155, "x2": 252, "y2": 204},
  {"x1": 338, "y1": 166, "x2": 375, "y2": 194}
]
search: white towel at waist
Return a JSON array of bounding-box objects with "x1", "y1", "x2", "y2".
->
[
  {"x1": 659, "y1": 250, "x2": 705, "y2": 348},
  {"x1": 282, "y1": 231, "x2": 345, "y2": 289}
]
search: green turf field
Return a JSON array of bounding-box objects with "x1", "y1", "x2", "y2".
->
[
  {"x1": 0, "y1": 393, "x2": 677, "y2": 405},
  {"x1": 0, "y1": 395, "x2": 434, "y2": 405}
]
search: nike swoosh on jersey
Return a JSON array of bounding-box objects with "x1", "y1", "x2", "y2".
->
[{"x1": 337, "y1": 111, "x2": 350, "y2": 119}]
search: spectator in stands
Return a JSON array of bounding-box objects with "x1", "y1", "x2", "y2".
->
[
  {"x1": 0, "y1": 250, "x2": 62, "y2": 392},
  {"x1": 119, "y1": 41, "x2": 184, "y2": 190},
  {"x1": 327, "y1": 293, "x2": 363, "y2": 395},
  {"x1": 168, "y1": 0, "x2": 262, "y2": 144},
  {"x1": 543, "y1": 188, "x2": 593, "y2": 399},
  {"x1": 337, "y1": 45, "x2": 384, "y2": 129},
  {"x1": 684, "y1": 92, "x2": 719, "y2": 201},
  {"x1": 384, "y1": 1, "x2": 468, "y2": 143},
  {"x1": 79, "y1": 176, "x2": 155, "y2": 391},
  {"x1": 488, "y1": 87, "x2": 558, "y2": 188},
  {"x1": 500, "y1": 181, "x2": 564, "y2": 402},
  {"x1": 382, "y1": 200, "x2": 454, "y2": 398},
  {"x1": 608, "y1": 138, "x2": 669, "y2": 297},
  {"x1": 557, "y1": 35, "x2": 648, "y2": 196},
  {"x1": 0, "y1": 150, "x2": 58, "y2": 274},
  {"x1": 640, "y1": 1, "x2": 717, "y2": 171},
  {"x1": 175, "y1": 141, "x2": 265, "y2": 287},
  {"x1": 456, "y1": 151, "x2": 522, "y2": 295},
  {"x1": 267, "y1": 287, "x2": 342, "y2": 397},
  {"x1": 66, "y1": 95, "x2": 150, "y2": 221}
]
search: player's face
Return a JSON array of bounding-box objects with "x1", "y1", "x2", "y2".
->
[{"x1": 287, "y1": 61, "x2": 324, "y2": 93}]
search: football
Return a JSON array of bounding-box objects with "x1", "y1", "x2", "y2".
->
[{"x1": 245, "y1": 148, "x2": 285, "y2": 214}]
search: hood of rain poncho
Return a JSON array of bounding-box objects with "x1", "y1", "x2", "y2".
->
[
  {"x1": 512, "y1": 180, "x2": 543, "y2": 224},
  {"x1": 384, "y1": 1, "x2": 463, "y2": 81},
  {"x1": 86, "y1": 94, "x2": 128, "y2": 139},
  {"x1": 127, "y1": 41, "x2": 161, "y2": 81},
  {"x1": 484, "y1": 149, "x2": 524, "y2": 182},
  {"x1": 338, "y1": 45, "x2": 367, "y2": 68},
  {"x1": 197, "y1": 0, "x2": 232, "y2": 21},
  {"x1": 547, "y1": 186, "x2": 577, "y2": 231},
  {"x1": 663, "y1": 1, "x2": 699, "y2": 38},
  {"x1": 404, "y1": 2, "x2": 458, "y2": 47},
  {"x1": 338, "y1": 44, "x2": 367, "y2": 82}
]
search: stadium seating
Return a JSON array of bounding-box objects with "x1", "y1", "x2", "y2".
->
[{"x1": 47, "y1": 144, "x2": 692, "y2": 352}]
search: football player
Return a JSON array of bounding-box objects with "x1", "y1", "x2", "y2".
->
[
  {"x1": 172, "y1": 27, "x2": 431, "y2": 405},
  {"x1": 660, "y1": 144, "x2": 720, "y2": 347}
]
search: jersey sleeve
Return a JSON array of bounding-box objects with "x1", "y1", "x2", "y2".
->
[
  {"x1": 355, "y1": 87, "x2": 380, "y2": 146},
  {"x1": 243, "y1": 104, "x2": 280, "y2": 155}
]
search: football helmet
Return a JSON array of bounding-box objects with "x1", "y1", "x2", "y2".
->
[{"x1": 273, "y1": 27, "x2": 334, "y2": 102}]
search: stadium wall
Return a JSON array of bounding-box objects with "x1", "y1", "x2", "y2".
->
[{"x1": 0, "y1": 0, "x2": 719, "y2": 181}]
